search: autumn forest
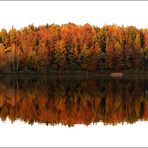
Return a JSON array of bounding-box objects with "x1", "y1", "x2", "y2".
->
[
  {"x1": 1, "y1": 23, "x2": 148, "y2": 126},
  {"x1": 0, "y1": 23, "x2": 148, "y2": 73}
]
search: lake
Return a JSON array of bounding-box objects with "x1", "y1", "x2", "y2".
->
[{"x1": 0, "y1": 75, "x2": 148, "y2": 126}]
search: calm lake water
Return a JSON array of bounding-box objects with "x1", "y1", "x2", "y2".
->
[{"x1": 0, "y1": 75, "x2": 148, "y2": 126}]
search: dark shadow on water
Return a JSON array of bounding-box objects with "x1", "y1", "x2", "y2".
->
[{"x1": 0, "y1": 75, "x2": 148, "y2": 126}]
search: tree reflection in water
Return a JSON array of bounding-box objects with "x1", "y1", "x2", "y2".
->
[{"x1": 0, "y1": 75, "x2": 148, "y2": 126}]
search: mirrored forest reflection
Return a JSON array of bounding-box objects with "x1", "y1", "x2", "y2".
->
[{"x1": 0, "y1": 75, "x2": 148, "y2": 126}]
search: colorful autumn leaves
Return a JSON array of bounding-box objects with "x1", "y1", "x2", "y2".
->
[{"x1": 0, "y1": 23, "x2": 148, "y2": 73}]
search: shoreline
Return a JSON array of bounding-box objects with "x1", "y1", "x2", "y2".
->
[{"x1": 0, "y1": 71, "x2": 148, "y2": 78}]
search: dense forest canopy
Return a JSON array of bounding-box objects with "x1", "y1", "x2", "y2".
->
[{"x1": 0, "y1": 23, "x2": 148, "y2": 73}]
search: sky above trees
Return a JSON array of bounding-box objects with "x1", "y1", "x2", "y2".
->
[{"x1": 0, "y1": 1, "x2": 148, "y2": 31}]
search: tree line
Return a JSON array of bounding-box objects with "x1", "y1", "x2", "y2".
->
[{"x1": 0, "y1": 23, "x2": 148, "y2": 73}]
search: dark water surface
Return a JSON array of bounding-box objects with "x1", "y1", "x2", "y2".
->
[{"x1": 0, "y1": 75, "x2": 148, "y2": 126}]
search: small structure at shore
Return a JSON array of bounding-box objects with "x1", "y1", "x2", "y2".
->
[{"x1": 110, "y1": 73, "x2": 123, "y2": 77}]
